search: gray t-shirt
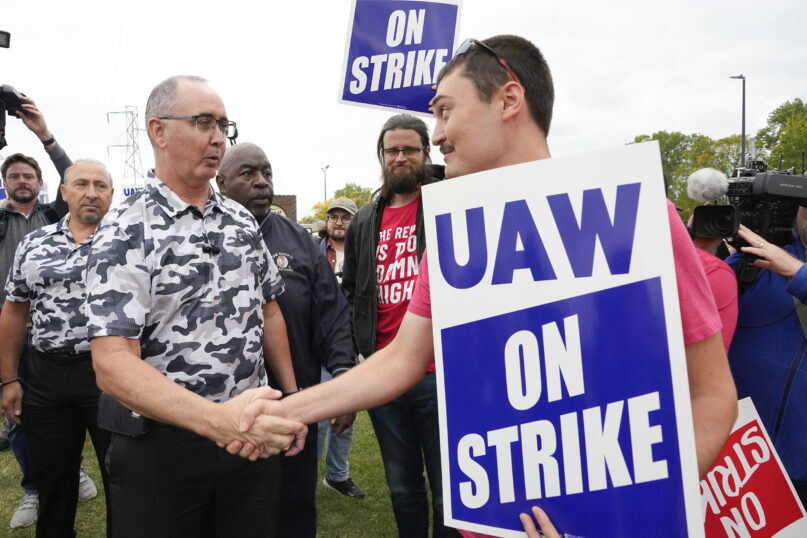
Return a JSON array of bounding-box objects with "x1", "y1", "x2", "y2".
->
[
  {"x1": 0, "y1": 141, "x2": 72, "y2": 306},
  {"x1": 0, "y1": 208, "x2": 51, "y2": 306}
]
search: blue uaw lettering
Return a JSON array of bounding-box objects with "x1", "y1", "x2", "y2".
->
[
  {"x1": 435, "y1": 183, "x2": 642, "y2": 289},
  {"x1": 123, "y1": 185, "x2": 144, "y2": 197},
  {"x1": 456, "y1": 314, "x2": 668, "y2": 508},
  {"x1": 547, "y1": 182, "x2": 641, "y2": 277},
  {"x1": 348, "y1": 7, "x2": 447, "y2": 95}
]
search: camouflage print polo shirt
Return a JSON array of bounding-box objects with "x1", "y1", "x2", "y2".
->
[
  {"x1": 4, "y1": 214, "x2": 93, "y2": 355},
  {"x1": 85, "y1": 175, "x2": 284, "y2": 403}
]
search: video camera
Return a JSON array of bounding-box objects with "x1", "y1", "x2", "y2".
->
[
  {"x1": 690, "y1": 160, "x2": 806, "y2": 246},
  {"x1": 0, "y1": 84, "x2": 26, "y2": 150},
  {"x1": 690, "y1": 160, "x2": 807, "y2": 288}
]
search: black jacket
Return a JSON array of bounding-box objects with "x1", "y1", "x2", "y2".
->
[
  {"x1": 342, "y1": 165, "x2": 444, "y2": 357},
  {"x1": 259, "y1": 212, "x2": 355, "y2": 388}
]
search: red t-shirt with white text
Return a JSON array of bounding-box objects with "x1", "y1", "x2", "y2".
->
[{"x1": 375, "y1": 196, "x2": 420, "y2": 352}]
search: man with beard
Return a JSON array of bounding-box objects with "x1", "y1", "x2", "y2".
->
[
  {"x1": 216, "y1": 142, "x2": 356, "y2": 537},
  {"x1": 1, "y1": 160, "x2": 114, "y2": 537},
  {"x1": 341, "y1": 113, "x2": 447, "y2": 537},
  {"x1": 320, "y1": 198, "x2": 358, "y2": 284},
  {"x1": 317, "y1": 197, "x2": 365, "y2": 501}
]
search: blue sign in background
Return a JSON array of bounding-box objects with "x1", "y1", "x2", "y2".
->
[
  {"x1": 441, "y1": 277, "x2": 686, "y2": 536},
  {"x1": 342, "y1": 0, "x2": 459, "y2": 113}
]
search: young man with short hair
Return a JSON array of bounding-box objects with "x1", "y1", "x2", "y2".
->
[{"x1": 237, "y1": 35, "x2": 737, "y2": 535}]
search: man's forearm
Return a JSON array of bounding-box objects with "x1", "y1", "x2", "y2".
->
[
  {"x1": 0, "y1": 301, "x2": 30, "y2": 382},
  {"x1": 263, "y1": 301, "x2": 298, "y2": 393},
  {"x1": 282, "y1": 311, "x2": 434, "y2": 424},
  {"x1": 91, "y1": 336, "x2": 225, "y2": 440},
  {"x1": 685, "y1": 332, "x2": 738, "y2": 477},
  {"x1": 92, "y1": 336, "x2": 303, "y2": 459},
  {"x1": 46, "y1": 141, "x2": 72, "y2": 182}
]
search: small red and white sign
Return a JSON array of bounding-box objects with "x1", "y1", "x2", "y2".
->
[{"x1": 702, "y1": 398, "x2": 807, "y2": 537}]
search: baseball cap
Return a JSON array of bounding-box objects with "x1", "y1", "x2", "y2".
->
[{"x1": 327, "y1": 197, "x2": 358, "y2": 215}]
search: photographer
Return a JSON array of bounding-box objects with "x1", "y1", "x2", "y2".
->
[{"x1": 726, "y1": 219, "x2": 807, "y2": 507}]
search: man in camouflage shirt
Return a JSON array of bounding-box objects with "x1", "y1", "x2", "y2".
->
[
  {"x1": 0, "y1": 160, "x2": 114, "y2": 536},
  {"x1": 84, "y1": 76, "x2": 305, "y2": 537}
]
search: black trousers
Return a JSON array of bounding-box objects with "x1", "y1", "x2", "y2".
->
[
  {"x1": 21, "y1": 348, "x2": 111, "y2": 538},
  {"x1": 106, "y1": 421, "x2": 281, "y2": 538},
  {"x1": 277, "y1": 423, "x2": 319, "y2": 538}
]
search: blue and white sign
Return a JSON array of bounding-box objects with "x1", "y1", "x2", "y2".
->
[
  {"x1": 339, "y1": 0, "x2": 461, "y2": 114},
  {"x1": 422, "y1": 143, "x2": 702, "y2": 537},
  {"x1": 0, "y1": 176, "x2": 6, "y2": 201}
]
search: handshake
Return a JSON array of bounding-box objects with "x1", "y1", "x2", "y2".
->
[{"x1": 212, "y1": 386, "x2": 353, "y2": 461}]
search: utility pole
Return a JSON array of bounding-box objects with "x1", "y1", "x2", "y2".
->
[
  {"x1": 730, "y1": 75, "x2": 746, "y2": 167},
  {"x1": 322, "y1": 164, "x2": 330, "y2": 201},
  {"x1": 107, "y1": 106, "x2": 145, "y2": 181}
]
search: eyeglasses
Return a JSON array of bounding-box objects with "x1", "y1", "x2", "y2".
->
[
  {"x1": 158, "y1": 114, "x2": 238, "y2": 139},
  {"x1": 327, "y1": 214, "x2": 352, "y2": 223},
  {"x1": 382, "y1": 146, "x2": 425, "y2": 158},
  {"x1": 454, "y1": 38, "x2": 523, "y2": 88}
]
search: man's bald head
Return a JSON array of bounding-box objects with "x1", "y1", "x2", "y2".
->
[
  {"x1": 218, "y1": 143, "x2": 268, "y2": 180},
  {"x1": 216, "y1": 142, "x2": 274, "y2": 221},
  {"x1": 144, "y1": 75, "x2": 208, "y2": 147}
]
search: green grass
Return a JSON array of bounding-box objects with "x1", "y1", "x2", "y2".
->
[
  {"x1": 0, "y1": 431, "x2": 107, "y2": 537},
  {"x1": 316, "y1": 411, "x2": 398, "y2": 537},
  {"x1": 0, "y1": 411, "x2": 400, "y2": 536}
]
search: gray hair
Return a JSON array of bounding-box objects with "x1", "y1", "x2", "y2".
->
[
  {"x1": 145, "y1": 75, "x2": 208, "y2": 146},
  {"x1": 64, "y1": 159, "x2": 113, "y2": 188}
]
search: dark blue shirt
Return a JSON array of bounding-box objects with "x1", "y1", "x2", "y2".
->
[{"x1": 260, "y1": 213, "x2": 354, "y2": 388}]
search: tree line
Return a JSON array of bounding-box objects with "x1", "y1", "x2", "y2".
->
[
  {"x1": 302, "y1": 99, "x2": 807, "y2": 223},
  {"x1": 632, "y1": 98, "x2": 807, "y2": 220}
]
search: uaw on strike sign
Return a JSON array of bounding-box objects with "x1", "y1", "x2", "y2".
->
[
  {"x1": 339, "y1": 0, "x2": 461, "y2": 114},
  {"x1": 422, "y1": 142, "x2": 703, "y2": 537}
]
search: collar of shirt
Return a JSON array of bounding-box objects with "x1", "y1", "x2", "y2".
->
[
  {"x1": 52, "y1": 213, "x2": 97, "y2": 247},
  {"x1": 145, "y1": 174, "x2": 225, "y2": 220}
]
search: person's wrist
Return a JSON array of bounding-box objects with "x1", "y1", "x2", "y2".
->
[
  {"x1": 40, "y1": 133, "x2": 55, "y2": 146},
  {"x1": 197, "y1": 400, "x2": 232, "y2": 442},
  {"x1": 281, "y1": 387, "x2": 301, "y2": 399}
]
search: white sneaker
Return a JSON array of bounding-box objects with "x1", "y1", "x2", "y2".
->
[
  {"x1": 78, "y1": 465, "x2": 98, "y2": 501},
  {"x1": 10, "y1": 492, "x2": 38, "y2": 528}
]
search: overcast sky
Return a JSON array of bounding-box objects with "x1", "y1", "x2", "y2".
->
[{"x1": 2, "y1": 0, "x2": 805, "y2": 216}]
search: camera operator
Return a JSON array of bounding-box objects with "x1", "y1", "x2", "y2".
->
[
  {"x1": 726, "y1": 219, "x2": 807, "y2": 508},
  {"x1": 0, "y1": 95, "x2": 92, "y2": 530}
]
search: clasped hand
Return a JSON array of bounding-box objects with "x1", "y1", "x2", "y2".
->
[{"x1": 216, "y1": 387, "x2": 307, "y2": 461}]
